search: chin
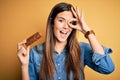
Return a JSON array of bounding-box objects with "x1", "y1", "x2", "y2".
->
[{"x1": 58, "y1": 39, "x2": 67, "y2": 43}]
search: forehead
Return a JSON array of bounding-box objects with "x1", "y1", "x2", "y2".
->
[{"x1": 56, "y1": 11, "x2": 73, "y2": 20}]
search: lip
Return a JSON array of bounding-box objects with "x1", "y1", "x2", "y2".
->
[
  {"x1": 60, "y1": 30, "x2": 67, "y2": 34},
  {"x1": 59, "y1": 30, "x2": 69, "y2": 35}
]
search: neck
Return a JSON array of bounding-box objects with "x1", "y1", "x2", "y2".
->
[{"x1": 55, "y1": 41, "x2": 67, "y2": 54}]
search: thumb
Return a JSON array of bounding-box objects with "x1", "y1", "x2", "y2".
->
[{"x1": 68, "y1": 19, "x2": 77, "y2": 28}]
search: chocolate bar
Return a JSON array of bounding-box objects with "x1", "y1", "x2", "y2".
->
[{"x1": 25, "y1": 32, "x2": 41, "y2": 46}]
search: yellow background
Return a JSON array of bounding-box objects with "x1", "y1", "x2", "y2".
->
[{"x1": 0, "y1": 0, "x2": 119, "y2": 80}]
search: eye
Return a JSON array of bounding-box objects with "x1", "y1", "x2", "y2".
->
[
  {"x1": 58, "y1": 19, "x2": 64, "y2": 22},
  {"x1": 70, "y1": 21, "x2": 77, "y2": 25}
]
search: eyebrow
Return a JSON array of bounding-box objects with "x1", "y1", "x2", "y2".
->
[{"x1": 57, "y1": 17, "x2": 65, "y2": 20}]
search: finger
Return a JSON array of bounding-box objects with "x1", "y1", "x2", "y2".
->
[
  {"x1": 18, "y1": 39, "x2": 26, "y2": 46},
  {"x1": 68, "y1": 23, "x2": 76, "y2": 29},
  {"x1": 68, "y1": 18, "x2": 77, "y2": 25},
  {"x1": 76, "y1": 6, "x2": 81, "y2": 18},
  {"x1": 17, "y1": 39, "x2": 26, "y2": 50},
  {"x1": 26, "y1": 46, "x2": 30, "y2": 56},
  {"x1": 81, "y1": 10, "x2": 84, "y2": 20},
  {"x1": 18, "y1": 46, "x2": 30, "y2": 57},
  {"x1": 18, "y1": 46, "x2": 26, "y2": 54},
  {"x1": 68, "y1": 19, "x2": 78, "y2": 29},
  {"x1": 71, "y1": 7, "x2": 77, "y2": 18}
]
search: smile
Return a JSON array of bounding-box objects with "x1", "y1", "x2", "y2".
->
[{"x1": 60, "y1": 30, "x2": 68, "y2": 35}]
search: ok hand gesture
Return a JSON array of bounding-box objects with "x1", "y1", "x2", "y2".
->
[{"x1": 68, "y1": 6, "x2": 91, "y2": 34}]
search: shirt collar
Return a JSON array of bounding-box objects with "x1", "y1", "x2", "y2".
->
[{"x1": 54, "y1": 47, "x2": 67, "y2": 56}]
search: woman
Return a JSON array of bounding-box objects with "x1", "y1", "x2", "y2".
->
[{"x1": 17, "y1": 2, "x2": 114, "y2": 80}]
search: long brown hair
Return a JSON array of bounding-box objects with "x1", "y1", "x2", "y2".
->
[{"x1": 40, "y1": 2, "x2": 84, "y2": 80}]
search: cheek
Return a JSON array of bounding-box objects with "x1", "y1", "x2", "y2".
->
[
  {"x1": 70, "y1": 28, "x2": 73, "y2": 31},
  {"x1": 54, "y1": 22, "x2": 63, "y2": 29},
  {"x1": 53, "y1": 26, "x2": 59, "y2": 36},
  {"x1": 53, "y1": 22, "x2": 62, "y2": 33},
  {"x1": 69, "y1": 28, "x2": 73, "y2": 33}
]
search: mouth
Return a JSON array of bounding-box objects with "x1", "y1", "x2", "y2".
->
[
  {"x1": 57, "y1": 29, "x2": 72, "y2": 41},
  {"x1": 60, "y1": 30, "x2": 68, "y2": 35}
]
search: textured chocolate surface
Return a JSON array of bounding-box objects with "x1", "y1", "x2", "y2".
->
[{"x1": 25, "y1": 32, "x2": 41, "y2": 46}]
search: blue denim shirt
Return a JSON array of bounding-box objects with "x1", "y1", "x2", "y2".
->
[{"x1": 29, "y1": 42, "x2": 114, "y2": 80}]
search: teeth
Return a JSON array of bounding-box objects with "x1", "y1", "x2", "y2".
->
[{"x1": 60, "y1": 31, "x2": 67, "y2": 34}]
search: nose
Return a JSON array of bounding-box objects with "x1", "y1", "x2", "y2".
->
[{"x1": 63, "y1": 22, "x2": 69, "y2": 29}]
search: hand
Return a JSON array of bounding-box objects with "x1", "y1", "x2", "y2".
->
[
  {"x1": 68, "y1": 6, "x2": 91, "y2": 34},
  {"x1": 17, "y1": 40, "x2": 30, "y2": 66}
]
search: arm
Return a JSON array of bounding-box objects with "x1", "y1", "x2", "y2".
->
[
  {"x1": 22, "y1": 65, "x2": 29, "y2": 80},
  {"x1": 87, "y1": 33, "x2": 104, "y2": 54},
  {"x1": 80, "y1": 42, "x2": 114, "y2": 74},
  {"x1": 69, "y1": 6, "x2": 114, "y2": 73},
  {"x1": 69, "y1": 6, "x2": 104, "y2": 54},
  {"x1": 17, "y1": 40, "x2": 30, "y2": 80}
]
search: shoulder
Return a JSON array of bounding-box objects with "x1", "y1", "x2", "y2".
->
[
  {"x1": 29, "y1": 43, "x2": 44, "y2": 65},
  {"x1": 29, "y1": 43, "x2": 44, "y2": 72},
  {"x1": 30, "y1": 43, "x2": 44, "y2": 53},
  {"x1": 29, "y1": 43, "x2": 44, "y2": 58}
]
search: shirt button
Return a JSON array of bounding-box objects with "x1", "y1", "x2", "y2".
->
[
  {"x1": 58, "y1": 77, "x2": 61, "y2": 80},
  {"x1": 58, "y1": 64, "x2": 60, "y2": 66}
]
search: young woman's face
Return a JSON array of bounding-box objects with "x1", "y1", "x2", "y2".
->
[{"x1": 53, "y1": 11, "x2": 73, "y2": 43}]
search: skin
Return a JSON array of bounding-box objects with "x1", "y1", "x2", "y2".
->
[
  {"x1": 53, "y1": 11, "x2": 73, "y2": 54},
  {"x1": 54, "y1": 11, "x2": 73, "y2": 43},
  {"x1": 17, "y1": 6, "x2": 104, "y2": 80},
  {"x1": 17, "y1": 40, "x2": 30, "y2": 80}
]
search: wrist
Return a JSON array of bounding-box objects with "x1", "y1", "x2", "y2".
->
[
  {"x1": 21, "y1": 64, "x2": 28, "y2": 70},
  {"x1": 84, "y1": 30, "x2": 95, "y2": 39},
  {"x1": 82, "y1": 29, "x2": 91, "y2": 34}
]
